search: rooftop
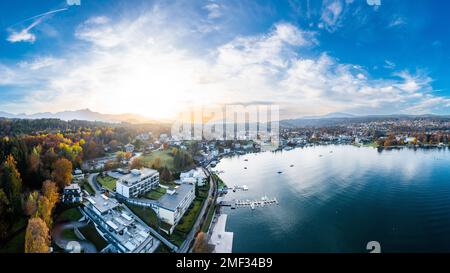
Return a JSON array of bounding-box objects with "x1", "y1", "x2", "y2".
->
[
  {"x1": 86, "y1": 194, "x2": 119, "y2": 214},
  {"x1": 158, "y1": 183, "x2": 194, "y2": 211},
  {"x1": 117, "y1": 168, "x2": 158, "y2": 186}
]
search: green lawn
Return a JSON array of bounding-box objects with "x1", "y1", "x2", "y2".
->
[
  {"x1": 140, "y1": 150, "x2": 176, "y2": 171},
  {"x1": 144, "y1": 186, "x2": 167, "y2": 200},
  {"x1": 61, "y1": 228, "x2": 78, "y2": 241},
  {"x1": 175, "y1": 199, "x2": 203, "y2": 234},
  {"x1": 97, "y1": 175, "x2": 117, "y2": 191},
  {"x1": 81, "y1": 180, "x2": 95, "y2": 195},
  {"x1": 56, "y1": 207, "x2": 82, "y2": 222},
  {"x1": 214, "y1": 174, "x2": 227, "y2": 189},
  {"x1": 126, "y1": 204, "x2": 159, "y2": 229},
  {"x1": 79, "y1": 223, "x2": 108, "y2": 251}
]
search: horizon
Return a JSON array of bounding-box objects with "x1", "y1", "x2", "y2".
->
[{"x1": 1, "y1": 0, "x2": 450, "y2": 119}]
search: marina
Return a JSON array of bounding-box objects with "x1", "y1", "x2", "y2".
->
[{"x1": 219, "y1": 196, "x2": 279, "y2": 210}]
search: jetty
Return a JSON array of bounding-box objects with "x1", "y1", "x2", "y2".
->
[
  {"x1": 230, "y1": 196, "x2": 278, "y2": 209},
  {"x1": 232, "y1": 184, "x2": 249, "y2": 192}
]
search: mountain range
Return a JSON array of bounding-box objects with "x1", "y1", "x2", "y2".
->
[{"x1": 0, "y1": 109, "x2": 159, "y2": 124}]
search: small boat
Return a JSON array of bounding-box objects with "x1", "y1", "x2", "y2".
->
[
  {"x1": 244, "y1": 159, "x2": 248, "y2": 161},
  {"x1": 290, "y1": 164, "x2": 294, "y2": 167},
  {"x1": 277, "y1": 171, "x2": 283, "y2": 174},
  {"x1": 250, "y1": 203, "x2": 255, "y2": 210},
  {"x1": 319, "y1": 155, "x2": 323, "y2": 157},
  {"x1": 244, "y1": 167, "x2": 247, "y2": 169}
]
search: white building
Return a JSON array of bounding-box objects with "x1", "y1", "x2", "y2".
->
[
  {"x1": 180, "y1": 168, "x2": 206, "y2": 186},
  {"x1": 157, "y1": 184, "x2": 195, "y2": 232},
  {"x1": 124, "y1": 143, "x2": 135, "y2": 153},
  {"x1": 62, "y1": 184, "x2": 83, "y2": 203},
  {"x1": 72, "y1": 169, "x2": 84, "y2": 182},
  {"x1": 115, "y1": 168, "x2": 159, "y2": 198}
]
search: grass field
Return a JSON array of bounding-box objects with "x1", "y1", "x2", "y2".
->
[
  {"x1": 61, "y1": 228, "x2": 78, "y2": 241},
  {"x1": 175, "y1": 199, "x2": 203, "y2": 234},
  {"x1": 97, "y1": 175, "x2": 117, "y2": 191},
  {"x1": 144, "y1": 186, "x2": 167, "y2": 200},
  {"x1": 56, "y1": 207, "x2": 82, "y2": 222},
  {"x1": 126, "y1": 204, "x2": 159, "y2": 229},
  {"x1": 140, "y1": 150, "x2": 176, "y2": 171}
]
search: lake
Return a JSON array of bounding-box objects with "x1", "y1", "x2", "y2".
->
[{"x1": 214, "y1": 145, "x2": 450, "y2": 252}]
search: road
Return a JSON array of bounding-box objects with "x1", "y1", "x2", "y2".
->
[
  {"x1": 87, "y1": 173, "x2": 101, "y2": 194},
  {"x1": 178, "y1": 166, "x2": 218, "y2": 253}
]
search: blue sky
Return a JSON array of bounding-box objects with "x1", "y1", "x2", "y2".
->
[{"x1": 0, "y1": 0, "x2": 449, "y2": 119}]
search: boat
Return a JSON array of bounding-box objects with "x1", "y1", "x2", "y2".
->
[
  {"x1": 244, "y1": 159, "x2": 248, "y2": 161},
  {"x1": 277, "y1": 171, "x2": 282, "y2": 174},
  {"x1": 250, "y1": 202, "x2": 255, "y2": 210},
  {"x1": 290, "y1": 164, "x2": 294, "y2": 167},
  {"x1": 244, "y1": 167, "x2": 247, "y2": 169}
]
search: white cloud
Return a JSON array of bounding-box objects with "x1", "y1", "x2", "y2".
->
[
  {"x1": 320, "y1": 0, "x2": 344, "y2": 32},
  {"x1": 6, "y1": 8, "x2": 67, "y2": 43},
  {"x1": 18, "y1": 57, "x2": 65, "y2": 70},
  {"x1": 0, "y1": 6, "x2": 449, "y2": 119},
  {"x1": 204, "y1": 2, "x2": 223, "y2": 19},
  {"x1": 387, "y1": 16, "x2": 406, "y2": 28}
]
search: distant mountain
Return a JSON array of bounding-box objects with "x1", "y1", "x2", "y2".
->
[
  {"x1": 0, "y1": 109, "x2": 159, "y2": 124},
  {"x1": 280, "y1": 113, "x2": 450, "y2": 128},
  {"x1": 301, "y1": 112, "x2": 356, "y2": 119}
]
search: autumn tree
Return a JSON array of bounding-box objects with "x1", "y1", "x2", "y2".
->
[
  {"x1": 23, "y1": 191, "x2": 39, "y2": 217},
  {"x1": 124, "y1": 152, "x2": 133, "y2": 161},
  {"x1": 152, "y1": 157, "x2": 161, "y2": 170},
  {"x1": 130, "y1": 157, "x2": 143, "y2": 170},
  {"x1": 42, "y1": 180, "x2": 59, "y2": 208},
  {"x1": 0, "y1": 154, "x2": 23, "y2": 212},
  {"x1": 28, "y1": 146, "x2": 41, "y2": 173},
  {"x1": 0, "y1": 189, "x2": 11, "y2": 239},
  {"x1": 193, "y1": 231, "x2": 210, "y2": 253},
  {"x1": 24, "y1": 217, "x2": 50, "y2": 253},
  {"x1": 37, "y1": 196, "x2": 53, "y2": 227},
  {"x1": 52, "y1": 158, "x2": 73, "y2": 188},
  {"x1": 160, "y1": 167, "x2": 172, "y2": 182}
]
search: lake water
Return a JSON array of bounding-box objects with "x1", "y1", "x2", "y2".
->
[{"x1": 214, "y1": 145, "x2": 450, "y2": 252}]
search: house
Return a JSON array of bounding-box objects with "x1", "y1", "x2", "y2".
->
[
  {"x1": 124, "y1": 143, "x2": 135, "y2": 153},
  {"x1": 73, "y1": 169, "x2": 84, "y2": 182},
  {"x1": 157, "y1": 183, "x2": 195, "y2": 233},
  {"x1": 180, "y1": 168, "x2": 206, "y2": 186},
  {"x1": 62, "y1": 184, "x2": 83, "y2": 203},
  {"x1": 115, "y1": 168, "x2": 159, "y2": 198}
]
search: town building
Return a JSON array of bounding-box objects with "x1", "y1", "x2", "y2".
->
[
  {"x1": 62, "y1": 184, "x2": 83, "y2": 203},
  {"x1": 124, "y1": 143, "x2": 135, "y2": 153},
  {"x1": 82, "y1": 194, "x2": 159, "y2": 253},
  {"x1": 157, "y1": 183, "x2": 195, "y2": 233},
  {"x1": 179, "y1": 168, "x2": 206, "y2": 186},
  {"x1": 72, "y1": 168, "x2": 84, "y2": 182},
  {"x1": 115, "y1": 168, "x2": 159, "y2": 198}
]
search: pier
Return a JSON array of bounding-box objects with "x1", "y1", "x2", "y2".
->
[{"x1": 218, "y1": 196, "x2": 279, "y2": 209}]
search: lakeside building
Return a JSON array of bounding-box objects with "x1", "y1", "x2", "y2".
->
[
  {"x1": 83, "y1": 194, "x2": 159, "y2": 253},
  {"x1": 62, "y1": 184, "x2": 83, "y2": 203},
  {"x1": 115, "y1": 168, "x2": 159, "y2": 198},
  {"x1": 157, "y1": 183, "x2": 195, "y2": 233},
  {"x1": 179, "y1": 168, "x2": 206, "y2": 186}
]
